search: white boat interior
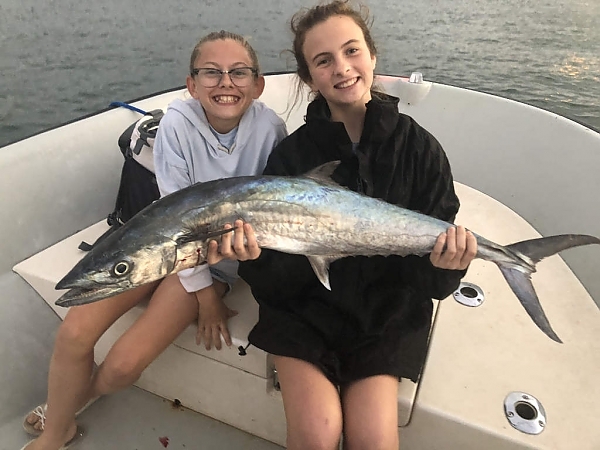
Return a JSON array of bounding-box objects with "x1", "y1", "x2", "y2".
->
[{"x1": 2, "y1": 73, "x2": 599, "y2": 449}]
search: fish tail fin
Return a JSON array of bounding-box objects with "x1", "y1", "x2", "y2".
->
[
  {"x1": 498, "y1": 265, "x2": 562, "y2": 343},
  {"x1": 506, "y1": 234, "x2": 600, "y2": 265},
  {"x1": 499, "y1": 234, "x2": 599, "y2": 344}
]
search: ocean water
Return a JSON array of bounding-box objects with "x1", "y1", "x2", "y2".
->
[{"x1": 0, "y1": 0, "x2": 598, "y2": 148}]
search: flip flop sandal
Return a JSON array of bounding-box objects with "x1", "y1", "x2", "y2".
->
[
  {"x1": 22, "y1": 404, "x2": 47, "y2": 436},
  {"x1": 22, "y1": 397, "x2": 97, "y2": 436},
  {"x1": 20, "y1": 424, "x2": 85, "y2": 450}
]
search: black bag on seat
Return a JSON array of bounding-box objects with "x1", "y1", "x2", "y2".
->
[{"x1": 78, "y1": 110, "x2": 163, "y2": 251}]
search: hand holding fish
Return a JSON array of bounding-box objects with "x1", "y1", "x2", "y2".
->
[
  {"x1": 207, "y1": 219, "x2": 261, "y2": 264},
  {"x1": 430, "y1": 225, "x2": 478, "y2": 270},
  {"x1": 195, "y1": 281, "x2": 238, "y2": 350}
]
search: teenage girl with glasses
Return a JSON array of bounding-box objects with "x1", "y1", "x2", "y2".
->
[{"x1": 21, "y1": 30, "x2": 286, "y2": 450}]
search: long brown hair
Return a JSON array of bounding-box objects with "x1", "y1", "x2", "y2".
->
[
  {"x1": 286, "y1": 1, "x2": 382, "y2": 115},
  {"x1": 291, "y1": 0, "x2": 376, "y2": 85}
]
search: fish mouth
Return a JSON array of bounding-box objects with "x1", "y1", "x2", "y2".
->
[{"x1": 55, "y1": 284, "x2": 126, "y2": 307}]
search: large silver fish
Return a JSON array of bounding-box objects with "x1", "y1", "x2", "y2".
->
[{"x1": 55, "y1": 163, "x2": 600, "y2": 343}]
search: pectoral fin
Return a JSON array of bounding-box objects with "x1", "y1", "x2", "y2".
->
[{"x1": 307, "y1": 256, "x2": 341, "y2": 291}]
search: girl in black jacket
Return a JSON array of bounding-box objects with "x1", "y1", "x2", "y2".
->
[{"x1": 217, "y1": 1, "x2": 478, "y2": 448}]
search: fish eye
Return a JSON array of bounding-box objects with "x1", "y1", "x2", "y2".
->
[{"x1": 113, "y1": 261, "x2": 131, "y2": 277}]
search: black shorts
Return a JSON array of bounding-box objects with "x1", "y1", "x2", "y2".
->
[{"x1": 248, "y1": 298, "x2": 433, "y2": 385}]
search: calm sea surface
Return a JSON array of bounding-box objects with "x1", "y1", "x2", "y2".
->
[{"x1": 0, "y1": 0, "x2": 599, "y2": 148}]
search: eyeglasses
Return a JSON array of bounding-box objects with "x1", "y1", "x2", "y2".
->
[{"x1": 191, "y1": 67, "x2": 258, "y2": 88}]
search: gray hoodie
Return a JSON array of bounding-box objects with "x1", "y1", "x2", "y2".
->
[{"x1": 154, "y1": 97, "x2": 287, "y2": 292}]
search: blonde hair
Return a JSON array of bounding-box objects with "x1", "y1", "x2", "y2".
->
[{"x1": 189, "y1": 30, "x2": 260, "y2": 75}]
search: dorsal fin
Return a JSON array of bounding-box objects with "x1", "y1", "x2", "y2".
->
[{"x1": 304, "y1": 161, "x2": 342, "y2": 184}]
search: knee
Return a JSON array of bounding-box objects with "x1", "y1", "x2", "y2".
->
[
  {"x1": 288, "y1": 434, "x2": 340, "y2": 450},
  {"x1": 99, "y1": 353, "x2": 145, "y2": 389},
  {"x1": 287, "y1": 420, "x2": 342, "y2": 450},
  {"x1": 54, "y1": 317, "x2": 97, "y2": 357},
  {"x1": 343, "y1": 427, "x2": 399, "y2": 450}
]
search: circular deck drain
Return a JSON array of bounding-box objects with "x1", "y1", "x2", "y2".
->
[
  {"x1": 453, "y1": 282, "x2": 484, "y2": 307},
  {"x1": 504, "y1": 392, "x2": 547, "y2": 435}
]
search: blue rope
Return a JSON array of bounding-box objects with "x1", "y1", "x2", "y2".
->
[{"x1": 109, "y1": 101, "x2": 148, "y2": 115}]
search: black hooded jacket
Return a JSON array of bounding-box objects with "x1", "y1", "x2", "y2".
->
[{"x1": 239, "y1": 93, "x2": 466, "y2": 379}]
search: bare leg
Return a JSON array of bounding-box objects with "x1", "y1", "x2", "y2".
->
[
  {"x1": 340, "y1": 375, "x2": 399, "y2": 450},
  {"x1": 24, "y1": 282, "x2": 158, "y2": 450},
  {"x1": 274, "y1": 356, "x2": 343, "y2": 450},
  {"x1": 88, "y1": 274, "x2": 199, "y2": 397}
]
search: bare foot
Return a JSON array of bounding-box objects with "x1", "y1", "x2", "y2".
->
[
  {"x1": 22, "y1": 422, "x2": 80, "y2": 450},
  {"x1": 24, "y1": 396, "x2": 97, "y2": 435},
  {"x1": 24, "y1": 405, "x2": 46, "y2": 433}
]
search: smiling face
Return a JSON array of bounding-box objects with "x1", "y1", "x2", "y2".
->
[
  {"x1": 302, "y1": 15, "x2": 376, "y2": 114},
  {"x1": 186, "y1": 38, "x2": 265, "y2": 133}
]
